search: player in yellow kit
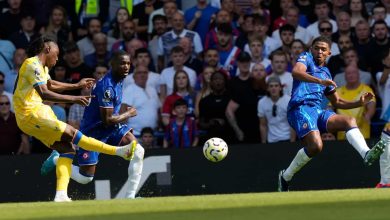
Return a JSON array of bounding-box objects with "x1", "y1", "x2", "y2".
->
[{"x1": 13, "y1": 36, "x2": 136, "y2": 202}]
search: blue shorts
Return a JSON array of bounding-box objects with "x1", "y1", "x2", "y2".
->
[
  {"x1": 287, "y1": 105, "x2": 335, "y2": 139},
  {"x1": 77, "y1": 124, "x2": 131, "y2": 166}
]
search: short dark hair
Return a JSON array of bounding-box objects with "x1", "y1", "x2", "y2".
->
[
  {"x1": 314, "y1": 0, "x2": 329, "y2": 7},
  {"x1": 135, "y1": 48, "x2": 150, "y2": 58},
  {"x1": 110, "y1": 50, "x2": 130, "y2": 66},
  {"x1": 269, "y1": 50, "x2": 288, "y2": 61},
  {"x1": 372, "y1": 3, "x2": 387, "y2": 14},
  {"x1": 63, "y1": 41, "x2": 79, "y2": 54},
  {"x1": 170, "y1": 46, "x2": 184, "y2": 55},
  {"x1": 152, "y1": 14, "x2": 167, "y2": 24},
  {"x1": 173, "y1": 98, "x2": 188, "y2": 108},
  {"x1": 279, "y1": 24, "x2": 296, "y2": 34},
  {"x1": 27, "y1": 35, "x2": 57, "y2": 57},
  {"x1": 372, "y1": 19, "x2": 388, "y2": 29},
  {"x1": 311, "y1": 36, "x2": 332, "y2": 49},
  {"x1": 217, "y1": 22, "x2": 233, "y2": 35},
  {"x1": 236, "y1": 51, "x2": 251, "y2": 62},
  {"x1": 141, "y1": 127, "x2": 154, "y2": 136}
]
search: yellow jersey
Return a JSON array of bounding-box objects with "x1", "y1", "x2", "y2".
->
[
  {"x1": 13, "y1": 56, "x2": 50, "y2": 118},
  {"x1": 336, "y1": 84, "x2": 376, "y2": 140}
]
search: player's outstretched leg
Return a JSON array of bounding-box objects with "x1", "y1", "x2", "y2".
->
[
  {"x1": 377, "y1": 130, "x2": 390, "y2": 187},
  {"x1": 41, "y1": 150, "x2": 59, "y2": 176},
  {"x1": 364, "y1": 131, "x2": 390, "y2": 166},
  {"x1": 125, "y1": 143, "x2": 145, "y2": 199},
  {"x1": 278, "y1": 170, "x2": 289, "y2": 192}
]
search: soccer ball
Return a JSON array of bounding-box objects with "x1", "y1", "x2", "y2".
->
[{"x1": 203, "y1": 137, "x2": 228, "y2": 162}]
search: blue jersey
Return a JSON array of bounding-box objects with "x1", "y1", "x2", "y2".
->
[
  {"x1": 288, "y1": 52, "x2": 335, "y2": 109},
  {"x1": 80, "y1": 71, "x2": 123, "y2": 132}
]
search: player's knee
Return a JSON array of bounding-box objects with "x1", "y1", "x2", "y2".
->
[
  {"x1": 135, "y1": 144, "x2": 145, "y2": 160},
  {"x1": 307, "y1": 140, "x2": 323, "y2": 156},
  {"x1": 78, "y1": 175, "x2": 94, "y2": 184},
  {"x1": 345, "y1": 116, "x2": 357, "y2": 127}
]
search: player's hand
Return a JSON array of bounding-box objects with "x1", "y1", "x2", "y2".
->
[
  {"x1": 78, "y1": 78, "x2": 96, "y2": 89},
  {"x1": 127, "y1": 106, "x2": 137, "y2": 117},
  {"x1": 320, "y1": 79, "x2": 337, "y2": 88},
  {"x1": 74, "y1": 95, "x2": 94, "y2": 106},
  {"x1": 360, "y1": 92, "x2": 374, "y2": 106}
]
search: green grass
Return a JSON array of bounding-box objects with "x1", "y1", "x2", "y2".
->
[{"x1": 1, "y1": 188, "x2": 390, "y2": 220}]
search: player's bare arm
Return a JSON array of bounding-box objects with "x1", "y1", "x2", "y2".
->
[
  {"x1": 292, "y1": 63, "x2": 337, "y2": 87},
  {"x1": 35, "y1": 83, "x2": 92, "y2": 106},
  {"x1": 100, "y1": 105, "x2": 137, "y2": 126},
  {"x1": 327, "y1": 91, "x2": 375, "y2": 109},
  {"x1": 47, "y1": 78, "x2": 95, "y2": 92}
]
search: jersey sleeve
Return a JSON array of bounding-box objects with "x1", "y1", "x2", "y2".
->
[
  {"x1": 26, "y1": 62, "x2": 48, "y2": 87},
  {"x1": 296, "y1": 52, "x2": 309, "y2": 67},
  {"x1": 97, "y1": 86, "x2": 115, "y2": 108},
  {"x1": 324, "y1": 85, "x2": 336, "y2": 96}
]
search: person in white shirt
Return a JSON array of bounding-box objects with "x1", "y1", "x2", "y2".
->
[
  {"x1": 122, "y1": 66, "x2": 161, "y2": 136},
  {"x1": 306, "y1": 0, "x2": 338, "y2": 41},
  {"x1": 258, "y1": 76, "x2": 294, "y2": 143},
  {"x1": 266, "y1": 50, "x2": 293, "y2": 96}
]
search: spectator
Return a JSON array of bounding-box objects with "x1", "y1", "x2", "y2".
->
[
  {"x1": 140, "y1": 127, "x2": 158, "y2": 149},
  {"x1": 107, "y1": 7, "x2": 131, "y2": 39},
  {"x1": 347, "y1": 0, "x2": 369, "y2": 27},
  {"x1": 234, "y1": 14, "x2": 254, "y2": 50},
  {"x1": 76, "y1": 18, "x2": 116, "y2": 58},
  {"x1": 331, "y1": 11, "x2": 354, "y2": 43},
  {"x1": 185, "y1": 0, "x2": 219, "y2": 43},
  {"x1": 110, "y1": 19, "x2": 137, "y2": 53},
  {"x1": 159, "y1": 46, "x2": 197, "y2": 102},
  {"x1": 161, "y1": 70, "x2": 196, "y2": 126},
  {"x1": 3, "y1": 48, "x2": 26, "y2": 93},
  {"x1": 9, "y1": 11, "x2": 40, "y2": 49},
  {"x1": 40, "y1": 5, "x2": 72, "y2": 52},
  {"x1": 366, "y1": 20, "x2": 390, "y2": 77},
  {"x1": 220, "y1": 0, "x2": 240, "y2": 28},
  {"x1": 333, "y1": 48, "x2": 373, "y2": 87},
  {"x1": 124, "y1": 48, "x2": 161, "y2": 92},
  {"x1": 226, "y1": 52, "x2": 260, "y2": 143},
  {"x1": 335, "y1": 63, "x2": 376, "y2": 140},
  {"x1": 244, "y1": 0, "x2": 271, "y2": 24},
  {"x1": 148, "y1": 0, "x2": 183, "y2": 35},
  {"x1": 133, "y1": 0, "x2": 164, "y2": 41},
  {"x1": 194, "y1": 66, "x2": 214, "y2": 118},
  {"x1": 62, "y1": 41, "x2": 93, "y2": 86},
  {"x1": 215, "y1": 23, "x2": 241, "y2": 78},
  {"x1": 258, "y1": 76, "x2": 294, "y2": 143},
  {"x1": 0, "y1": 94, "x2": 30, "y2": 155},
  {"x1": 317, "y1": 20, "x2": 340, "y2": 56},
  {"x1": 295, "y1": 0, "x2": 315, "y2": 24},
  {"x1": 369, "y1": 3, "x2": 387, "y2": 26},
  {"x1": 239, "y1": 37, "x2": 270, "y2": 76},
  {"x1": 175, "y1": 37, "x2": 203, "y2": 75},
  {"x1": 306, "y1": 0, "x2": 338, "y2": 41},
  {"x1": 68, "y1": 87, "x2": 91, "y2": 130},
  {"x1": 93, "y1": 64, "x2": 108, "y2": 80},
  {"x1": 50, "y1": 61, "x2": 68, "y2": 83},
  {"x1": 267, "y1": 50, "x2": 293, "y2": 96},
  {"x1": 122, "y1": 65, "x2": 161, "y2": 136},
  {"x1": 84, "y1": 33, "x2": 111, "y2": 69},
  {"x1": 321, "y1": 132, "x2": 336, "y2": 141},
  {"x1": 148, "y1": 15, "x2": 168, "y2": 71},
  {"x1": 328, "y1": 35, "x2": 354, "y2": 75},
  {"x1": 0, "y1": 33, "x2": 16, "y2": 76},
  {"x1": 330, "y1": 0, "x2": 348, "y2": 18},
  {"x1": 157, "y1": 12, "x2": 203, "y2": 71},
  {"x1": 353, "y1": 19, "x2": 371, "y2": 61},
  {"x1": 290, "y1": 39, "x2": 307, "y2": 66},
  {"x1": 206, "y1": 9, "x2": 240, "y2": 50},
  {"x1": 272, "y1": 0, "x2": 294, "y2": 30},
  {"x1": 275, "y1": 24, "x2": 296, "y2": 56},
  {"x1": 382, "y1": 0, "x2": 390, "y2": 26},
  {"x1": 272, "y1": 6, "x2": 310, "y2": 45},
  {"x1": 0, "y1": 0, "x2": 24, "y2": 38},
  {"x1": 0, "y1": 71, "x2": 13, "y2": 112},
  {"x1": 199, "y1": 70, "x2": 232, "y2": 142},
  {"x1": 163, "y1": 98, "x2": 198, "y2": 148},
  {"x1": 203, "y1": 48, "x2": 229, "y2": 77}
]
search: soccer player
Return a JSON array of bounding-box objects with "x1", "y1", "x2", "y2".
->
[
  {"x1": 13, "y1": 36, "x2": 135, "y2": 202},
  {"x1": 277, "y1": 36, "x2": 384, "y2": 192},
  {"x1": 41, "y1": 50, "x2": 145, "y2": 199}
]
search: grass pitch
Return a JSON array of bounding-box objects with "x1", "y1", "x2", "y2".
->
[{"x1": 1, "y1": 188, "x2": 390, "y2": 220}]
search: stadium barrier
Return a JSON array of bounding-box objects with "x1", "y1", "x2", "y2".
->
[{"x1": 0, "y1": 140, "x2": 380, "y2": 202}]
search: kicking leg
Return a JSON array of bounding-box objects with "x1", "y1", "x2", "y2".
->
[{"x1": 378, "y1": 126, "x2": 390, "y2": 187}]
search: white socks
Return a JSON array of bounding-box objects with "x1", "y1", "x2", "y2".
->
[
  {"x1": 53, "y1": 154, "x2": 93, "y2": 184},
  {"x1": 125, "y1": 144, "x2": 145, "y2": 199},
  {"x1": 380, "y1": 132, "x2": 390, "y2": 184},
  {"x1": 345, "y1": 127, "x2": 370, "y2": 159},
  {"x1": 283, "y1": 148, "x2": 312, "y2": 182}
]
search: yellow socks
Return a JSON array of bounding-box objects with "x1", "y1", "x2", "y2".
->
[
  {"x1": 56, "y1": 156, "x2": 73, "y2": 191},
  {"x1": 72, "y1": 130, "x2": 116, "y2": 155}
]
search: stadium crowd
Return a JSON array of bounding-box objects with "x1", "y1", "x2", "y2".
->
[{"x1": 0, "y1": 0, "x2": 390, "y2": 154}]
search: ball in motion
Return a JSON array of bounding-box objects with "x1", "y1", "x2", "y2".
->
[{"x1": 203, "y1": 137, "x2": 228, "y2": 162}]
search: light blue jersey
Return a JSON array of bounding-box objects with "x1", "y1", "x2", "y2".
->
[{"x1": 287, "y1": 52, "x2": 336, "y2": 139}]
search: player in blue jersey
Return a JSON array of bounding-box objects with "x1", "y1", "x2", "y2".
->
[
  {"x1": 278, "y1": 36, "x2": 384, "y2": 192},
  {"x1": 41, "y1": 51, "x2": 145, "y2": 199}
]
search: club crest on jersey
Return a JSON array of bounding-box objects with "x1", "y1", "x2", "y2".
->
[
  {"x1": 82, "y1": 152, "x2": 89, "y2": 159},
  {"x1": 297, "y1": 55, "x2": 307, "y2": 62},
  {"x1": 302, "y1": 123, "x2": 308, "y2": 129},
  {"x1": 34, "y1": 68, "x2": 41, "y2": 80},
  {"x1": 103, "y1": 89, "x2": 112, "y2": 103}
]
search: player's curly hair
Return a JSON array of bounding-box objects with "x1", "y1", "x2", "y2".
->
[{"x1": 26, "y1": 35, "x2": 57, "y2": 58}]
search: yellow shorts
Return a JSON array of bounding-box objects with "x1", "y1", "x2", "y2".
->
[
  {"x1": 16, "y1": 105, "x2": 67, "y2": 147},
  {"x1": 385, "y1": 123, "x2": 390, "y2": 132}
]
